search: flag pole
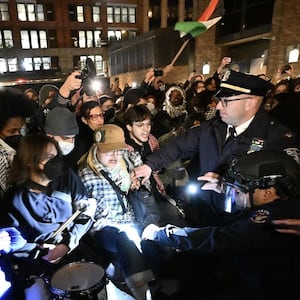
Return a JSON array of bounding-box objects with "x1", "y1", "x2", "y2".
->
[{"x1": 170, "y1": 38, "x2": 190, "y2": 66}]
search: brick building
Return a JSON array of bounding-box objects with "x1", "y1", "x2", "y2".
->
[{"x1": 0, "y1": 0, "x2": 299, "y2": 89}]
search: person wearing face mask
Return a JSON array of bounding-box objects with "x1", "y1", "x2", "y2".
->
[
  {"x1": 99, "y1": 94, "x2": 116, "y2": 124},
  {"x1": 142, "y1": 151, "x2": 300, "y2": 299},
  {"x1": 0, "y1": 88, "x2": 35, "y2": 198},
  {"x1": 0, "y1": 134, "x2": 96, "y2": 300},
  {"x1": 43, "y1": 108, "x2": 97, "y2": 224},
  {"x1": 44, "y1": 107, "x2": 78, "y2": 156},
  {"x1": 78, "y1": 124, "x2": 157, "y2": 300}
]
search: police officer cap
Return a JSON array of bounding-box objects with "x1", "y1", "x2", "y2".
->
[
  {"x1": 226, "y1": 151, "x2": 300, "y2": 194},
  {"x1": 215, "y1": 70, "x2": 274, "y2": 98}
]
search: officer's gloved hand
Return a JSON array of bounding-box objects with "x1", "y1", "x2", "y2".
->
[{"x1": 197, "y1": 172, "x2": 222, "y2": 193}]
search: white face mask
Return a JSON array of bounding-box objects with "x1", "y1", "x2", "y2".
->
[{"x1": 58, "y1": 140, "x2": 75, "y2": 155}]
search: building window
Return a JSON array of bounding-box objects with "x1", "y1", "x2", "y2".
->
[
  {"x1": 77, "y1": 5, "x2": 84, "y2": 22},
  {"x1": 122, "y1": 7, "x2": 128, "y2": 23},
  {"x1": 108, "y1": 30, "x2": 122, "y2": 41},
  {"x1": 8, "y1": 57, "x2": 17, "y2": 72},
  {"x1": 20, "y1": 30, "x2": 48, "y2": 49},
  {"x1": 0, "y1": 56, "x2": 57, "y2": 74},
  {"x1": 0, "y1": 30, "x2": 13, "y2": 48},
  {"x1": 73, "y1": 30, "x2": 102, "y2": 48},
  {"x1": 42, "y1": 57, "x2": 51, "y2": 69},
  {"x1": 23, "y1": 56, "x2": 52, "y2": 71},
  {"x1": 79, "y1": 55, "x2": 104, "y2": 74},
  {"x1": 45, "y1": 4, "x2": 55, "y2": 21},
  {"x1": 185, "y1": 0, "x2": 193, "y2": 20},
  {"x1": 107, "y1": 5, "x2": 136, "y2": 24},
  {"x1": 36, "y1": 4, "x2": 45, "y2": 21},
  {"x1": 287, "y1": 45, "x2": 300, "y2": 63},
  {"x1": 69, "y1": 5, "x2": 85, "y2": 22},
  {"x1": 0, "y1": 3, "x2": 9, "y2": 21},
  {"x1": 107, "y1": 7, "x2": 113, "y2": 23},
  {"x1": 128, "y1": 7, "x2": 136, "y2": 23},
  {"x1": 108, "y1": 30, "x2": 136, "y2": 42},
  {"x1": 114, "y1": 7, "x2": 121, "y2": 23},
  {"x1": 23, "y1": 57, "x2": 34, "y2": 71},
  {"x1": 93, "y1": 5, "x2": 101, "y2": 22},
  {"x1": 86, "y1": 31, "x2": 93, "y2": 48},
  {"x1": 94, "y1": 55, "x2": 104, "y2": 73},
  {"x1": 216, "y1": 0, "x2": 274, "y2": 41},
  {"x1": 17, "y1": 3, "x2": 45, "y2": 21},
  {"x1": 0, "y1": 58, "x2": 7, "y2": 73},
  {"x1": 95, "y1": 31, "x2": 102, "y2": 47}
]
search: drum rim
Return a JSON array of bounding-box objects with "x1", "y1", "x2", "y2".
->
[{"x1": 50, "y1": 261, "x2": 106, "y2": 295}]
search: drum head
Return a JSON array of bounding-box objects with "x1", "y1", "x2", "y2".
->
[{"x1": 51, "y1": 262, "x2": 105, "y2": 292}]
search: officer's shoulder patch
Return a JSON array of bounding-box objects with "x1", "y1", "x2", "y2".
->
[{"x1": 250, "y1": 209, "x2": 270, "y2": 224}]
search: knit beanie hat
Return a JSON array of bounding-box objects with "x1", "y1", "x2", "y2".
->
[
  {"x1": 94, "y1": 124, "x2": 127, "y2": 153},
  {"x1": 44, "y1": 107, "x2": 79, "y2": 136}
]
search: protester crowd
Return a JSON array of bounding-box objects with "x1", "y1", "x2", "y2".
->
[{"x1": 1, "y1": 57, "x2": 300, "y2": 300}]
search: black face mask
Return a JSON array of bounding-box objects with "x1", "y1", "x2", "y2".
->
[
  {"x1": 274, "y1": 92, "x2": 289, "y2": 103},
  {"x1": 292, "y1": 91, "x2": 300, "y2": 99},
  {"x1": 4, "y1": 135, "x2": 23, "y2": 150},
  {"x1": 43, "y1": 156, "x2": 65, "y2": 181},
  {"x1": 104, "y1": 107, "x2": 116, "y2": 123}
]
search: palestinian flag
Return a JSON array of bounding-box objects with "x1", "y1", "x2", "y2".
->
[{"x1": 175, "y1": 0, "x2": 224, "y2": 38}]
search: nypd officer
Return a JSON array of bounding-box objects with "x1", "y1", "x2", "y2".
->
[
  {"x1": 132, "y1": 70, "x2": 300, "y2": 225},
  {"x1": 142, "y1": 151, "x2": 300, "y2": 299}
]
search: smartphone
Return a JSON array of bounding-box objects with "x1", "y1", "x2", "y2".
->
[
  {"x1": 281, "y1": 64, "x2": 291, "y2": 74},
  {"x1": 154, "y1": 69, "x2": 163, "y2": 77}
]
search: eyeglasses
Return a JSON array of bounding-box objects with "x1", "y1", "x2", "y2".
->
[
  {"x1": 214, "y1": 96, "x2": 252, "y2": 107},
  {"x1": 103, "y1": 149, "x2": 125, "y2": 156},
  {"x1": 89, "y1": 113, "x2": 104, "y2": 121},
  {"x1": 133, "y1": 121, "x2": 153, "y2": 128}
]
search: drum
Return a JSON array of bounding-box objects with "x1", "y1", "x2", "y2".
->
[{"x1": 49, "y1": 261, "x2": 107, "y2": 299}]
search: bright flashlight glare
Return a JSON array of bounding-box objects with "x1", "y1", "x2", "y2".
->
[
  {"x1": 132, "y1": 82, "x2": 137, "y2": 88},
  {"x1": 119, "y1": 225, "x2": 141, "y2": 252},
  {"x1": 187, "y1": 183, "x2": 198, "y2": 195},
  {"x1": 90, "y1": 80, "x2": 102, "y2": 91},
  {"x1": 0, "y1": 267, "x2": 11, "y2": 298}
]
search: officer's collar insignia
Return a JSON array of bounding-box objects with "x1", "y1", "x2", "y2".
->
[
  {"x1": 94, "y1": 129, "x2": 105, "y2": 143},
  {"x1": 250, "y1": 209, "x2": 270, "y2": 224}
]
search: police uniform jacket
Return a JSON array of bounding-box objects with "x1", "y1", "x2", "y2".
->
[
  {"x1": 152, "y1": 197, "x2": 300, "y2": 254},
  {"x1": 145, "y1": 107, "x2": 300, "y2": 217}
]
